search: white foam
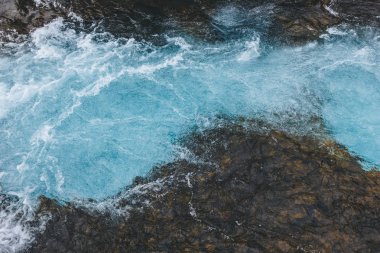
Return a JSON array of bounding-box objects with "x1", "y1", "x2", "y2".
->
[
  {"x1": 0, "y1": 207, "x2": 32, "y2": 253},
  {"x1": 323, "y1": 0, "x2": 339, "y2": 17},
  {"x1": 55, "y1": 169, "x2": 65, "y2": 193},
  {"x1": 327, "y1": 27, "x2": 349, "y2": 36},
  {"x1": 0, "y1": 19, "x2": 74, "y2": 120},
  {"x1": 33, "y1": 0, "x2": 63, "y2": 9},
  {"x1": 16, "y1": 159, "x2": 29, "y2": 173},
  {"x1": 76, "y1": 73, "x2": 120, "y2": 97},
  {"x1": 166, "y1": 37, "x2": 192, "y2": 51},
  {"x1": 31, "y1": 18, "x2": 74, "y2": 59},
  {"x1": 237, "y1": 36, "x2": 260, "y2": 62},
  {"x1": 68, "y1": 12, "x2": 84, "y2": 23},
  {"x1": 126, "y1": 54, "x2": 183, "y2": 75},
  {"x1": 324, "y1": 5, "x2": 339, "y2": 17},
  {"x1": 79, "y1": 177, "x2": 168, "y2": 216},
  {"x1": 0, "y1": 187, "x2": 42, "y2": 253},
  {"x1": 31, "y1": 124, "x2": 54, "y2": 145},
  {"x1": 0, "y1": 82, "x2": 42, "y2": 119},
  {"x1": 33, "y1": 0, "x2": 43, "y2": 5}
]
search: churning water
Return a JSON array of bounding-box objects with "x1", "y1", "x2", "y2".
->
[{"x1": 0, "y1": 14, "x2": 379, "y2": 252}]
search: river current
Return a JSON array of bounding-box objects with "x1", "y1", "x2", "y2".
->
[{"x1": 0, "y1": 8, "x2": 379, "y2": 252}]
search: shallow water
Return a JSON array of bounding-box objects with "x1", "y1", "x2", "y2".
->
[{"x1": 0, "y1": 16, "x2": 379, "y2": 251}]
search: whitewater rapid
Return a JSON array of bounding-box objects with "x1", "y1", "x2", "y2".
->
[{"x1": 0, "y1": 16, "x2": 379, "y2": 252}]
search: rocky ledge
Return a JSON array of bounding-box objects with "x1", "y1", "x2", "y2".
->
[
  {"x1": 28, "y1": 121, "x2": 380, "y2": 252},
  {"x1": 1, "y1": 0, "x2": 380, "y2": 45}
]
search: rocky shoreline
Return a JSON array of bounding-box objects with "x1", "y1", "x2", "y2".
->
[
  {"x1": 1, "y1": 0, "x2": 380, "y2": 252},
  {"x1": 1, "y1": 0, "x2": 379, "y2": 45},
  {"x1": 26, "y1": 120, "x2": 380, "y2": 252}
]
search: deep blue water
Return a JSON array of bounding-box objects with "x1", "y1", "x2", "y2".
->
[{"x1": 0, "y1": 16, "x2": 379, "y2": 251}]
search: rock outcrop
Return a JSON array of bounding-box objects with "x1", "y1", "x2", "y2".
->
[
  {"x1": 28, "y1": 122, "x2": 380, "y2": 253},
  {"x1": 0, "y1": 0, "x2": 66, "y2": 40},
  {"x1": 1, "y1": 0, "x2": 379, "y2": 44}
]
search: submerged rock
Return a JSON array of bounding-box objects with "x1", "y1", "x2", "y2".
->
[{"x1": 28, "y1": 123, "x2": 380, "y2": 252}]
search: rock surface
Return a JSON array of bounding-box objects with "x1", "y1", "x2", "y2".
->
[
  {"x1": 0, "y1": 0, "x2": 65, "y2": 39},
  {"x1": 28, "y1": 122, "x2": 380, "y2": 253},
  {"x1": 0, "y1": 0, "x2": 379, "y2": 44},
  {"x1": 328, "y1": 0, "x2": 380, "y2": 27}
]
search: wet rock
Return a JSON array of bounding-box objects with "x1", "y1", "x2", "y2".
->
[
  {"x1": 1, "y1": 0, "x2": 379, "y2": 46},
  {"x1": 269, "y1": 2, "x2": 340, "y2": 44},
  {"x1": 62, "y1": 0, "x2": 341, "y2": 43},
  {"x1": 65, "y1": 0, "x2": 224, "y2": 43},
  {"x1": 0, "y1": 0, "x2": 66, "y2": 37},
  {"x1": 28, "y1": 122, "x2": 380, "y2": 253},
  {"x1": 271, "y1": 0, "x2": 380, "y2": 43},
  {"x1": 1, "y1": 0, "x2": 379, "y2": 45},
  {"x1": 327, "y1": 0, "x2": 380, "y2": 27}
]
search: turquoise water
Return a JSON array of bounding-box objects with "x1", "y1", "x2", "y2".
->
[
  {"x1": 0, "y1": 14, "x2": 380, "y2": 251},
  {"x1": 0, "y1": 20, "x2": 380, "y2": 204},
  {"x1": 0, "y1": 21, "x2": 379, "y2": 204}
]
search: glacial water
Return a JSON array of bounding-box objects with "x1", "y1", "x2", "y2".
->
[{"x1": 0, "y1": 15, "x2": 379, "y2": 252}]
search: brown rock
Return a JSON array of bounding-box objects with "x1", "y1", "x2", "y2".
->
[
  {"x1": 1, "y1": 0, "x2": 379, "y2": 46},
  {"x1": 27, "y1": 121, "x2": 380, "y2": 253}
]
